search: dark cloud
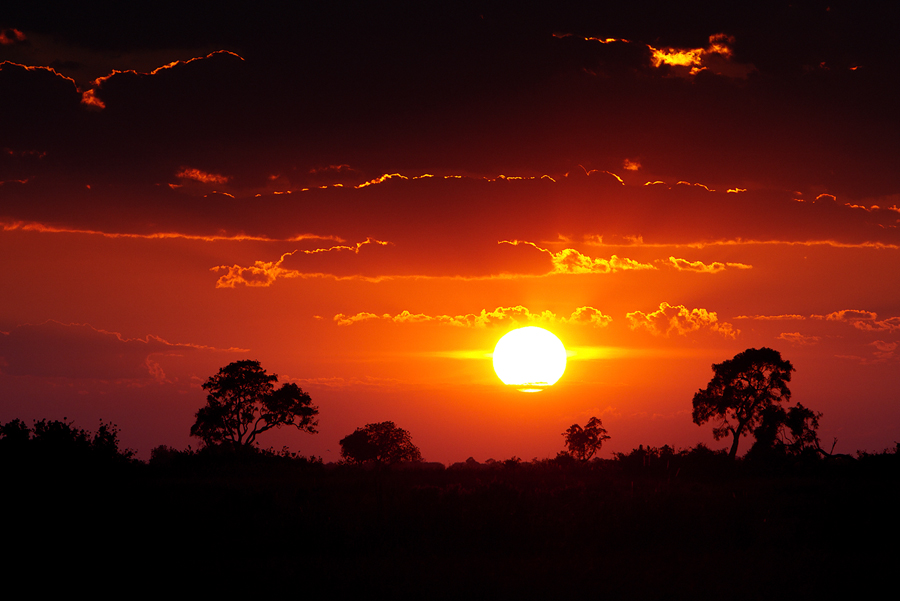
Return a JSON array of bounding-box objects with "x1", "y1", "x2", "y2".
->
[{"x1": 0, "y1": 321, "x2": 241, "y2": 380}]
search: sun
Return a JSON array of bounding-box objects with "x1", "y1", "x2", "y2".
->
[{"x1": 492, "y1": 326, "x2": 568, "y2": 392}]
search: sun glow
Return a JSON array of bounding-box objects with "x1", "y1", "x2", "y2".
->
[{"x1": 492, "y1": 326, "x2": 568, "y2": 392}]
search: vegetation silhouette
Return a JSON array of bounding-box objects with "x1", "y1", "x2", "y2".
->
[
  {"x1": 191, "y1": 359, "x2": 318, "y2": 449},
  {"x1": 5, "y1": 351, "x2": 898, "y2": 595},
  {"x1": 340, "y1": 421, "x2": 422, "y2": 465},
  {"x1": 561, "y1": 416, "x2": 610, "y2": 461},
  {"x1": 0, "y1": 417, "x2": 134, "y2": 469},
  {"x1": 692, "y1": 347, "x2": 797, "y2": 460}
]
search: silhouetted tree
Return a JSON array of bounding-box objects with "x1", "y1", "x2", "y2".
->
[
  {"x1": 749, "y1": 403, "x2": 824, "y2": 458},
  {"x1": 339, "y1": 421, "x2": 422, "y2": 465},
  {"x1": 190, "y1": 360, "x2": 318, "y2": 448},
  {"x1": 562, "y1": 417, "x2": 610, "y2": 461},
  {"x1": 692, "y1": 347, "x2": 794, "y2": 460}
]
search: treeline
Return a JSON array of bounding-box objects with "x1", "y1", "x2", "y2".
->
[
  {"x1": 2, "y1": 415, "x2": 897, "y2": 475},
  {"x1": 3, "y1": 417, "x2": 897, "y2": 597}
]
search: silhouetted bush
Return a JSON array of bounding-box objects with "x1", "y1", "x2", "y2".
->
[{"x1": 0, "y1": 417, "x2": 135, "y2": 471}]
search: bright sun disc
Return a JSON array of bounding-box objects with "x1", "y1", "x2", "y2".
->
[{"x1": 492, "y1": 326, "x2": 567, "y2": 392}]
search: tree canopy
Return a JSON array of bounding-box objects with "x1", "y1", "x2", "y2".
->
[
  {"x1": 562, "y1": 417, "x2": 610, "y2": 461},
  {"x1": 190, "y1": 360, "x2": 318, "y2": 448},
  {"x1": 692, "y1": 347, "x2": 795, "y2": 460},
  {"x1": 339, "y1": 421, "x2": 422, "y2": 465}
]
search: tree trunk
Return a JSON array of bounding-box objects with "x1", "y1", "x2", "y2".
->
[{"x1": 728, "y1": 430, "x2": 742, "y2": 460}]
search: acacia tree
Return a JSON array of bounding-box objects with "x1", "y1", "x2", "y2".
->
[
  {"x1": 562, "y1": 417, "x2": 610, "y2": 461},
  {"x1": 339, "y1": 421, "x2": 422, "y2": 465},
  {"x1": 692, "y1": 347, "x2": 794, "y2": 460},
  {"x1": 190, "y1": 360, "x2": 318, "y2": 448}
]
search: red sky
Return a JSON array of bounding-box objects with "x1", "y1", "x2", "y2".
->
[{"x1": 2, "y1": 1, "x2": 898, "y2": 462}]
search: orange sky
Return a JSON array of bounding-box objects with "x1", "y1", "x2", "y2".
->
[{"x1": 1, "y1": 2, "x2": 898, "y2": 461}]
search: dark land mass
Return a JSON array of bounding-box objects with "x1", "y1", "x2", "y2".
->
[{"x1": 3, "y1": 443, "x2": 897, "y2": 599}]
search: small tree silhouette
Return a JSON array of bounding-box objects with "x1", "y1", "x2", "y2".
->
[
  {"x1": 562, "y1": 417, "x2": 610, "y2": 461},
  {"x1": 339, "y1": 421, "x2": 422, "y2": 465},
  {"x1": 692, "y1": 347, "x2": 794, "y2": 460},
  {"x1": 190, "y1": 360, "x2": 318, "y2": 448}
]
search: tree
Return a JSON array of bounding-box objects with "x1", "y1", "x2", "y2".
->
[
  {"x1": 339, "y1": 421, "x2": 422, "y2": 465},
  {"x1": 692, "y1": 347, "x2": 794, "y2": 460},
  {"x1": 748, "y1": 402, "x2": 824, "y2": 459},
  {"x1": 562, "y1": 417, "x2": 610, "y2": 461},
  {"x1": 190, "y1": 360, "x2": 318, "y2": 448}
]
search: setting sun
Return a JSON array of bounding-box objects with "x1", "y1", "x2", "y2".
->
[{"x1": 492, "y1": 326, "x2": 568, "y2": 392}]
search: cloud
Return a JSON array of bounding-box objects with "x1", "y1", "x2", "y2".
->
[
  {"x1": 871, "y1": 341, "x2": 897, "y2": 361},
  {"x1": 566, "y1": 32, "x2": 755, "y2": 79},
  {"x1": 211, "y1": 238, "x2": 391, "y2": 288},
  {"x1": 0, "y1": 321, "x2": 244, "y2": 381},
  {"x1": 84, "y1": 50, "x2": 244, "y2": 109},
  {"x1": 824, "y1": 309, "x2": 878, "y2": 322},
  {"x1": 853, "y1": 316, "x2": 900, "y2": 332},
  {"x1": 626, "y1": 302, "x2": 738, "y2": 339},
  {"x1": 734, "y1": 314, "x2": 806, "y2": 321},
  {"x1": 0, "y1": 220, "x2": 342, "y2": 244},
  {"x1": 176, "y1": 167, "x2": 230, "y2": 184},
  {"x1": 777, "y1": 332, "x2": 821, "y2": 346},
  {"x1": 738, "y1": 310, "x2": 900, "y2": 333},
  {"x1": 818, "y1": 309, "x2": 900, "y2": 331},
  {"x1": 566, "y1": 306, "x2": 613, "y2": 328},
  {"x1": 666, "y1": 256, "x2": 753, "y2": 273},
  {"x1": 0, "y1": 29, "x2": 27, "y2": 46},
  {"x1": 333, "y1": 306, "x2": 612, "y2": 328},
  {"x1": 500, "y1": 240, "x2": 655, "y2": 274}
]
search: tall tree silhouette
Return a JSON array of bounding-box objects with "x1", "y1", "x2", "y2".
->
[
  {"x1": 339, "y1": 421, "x2": 422, "y2": 465},
  {"x1": 692, "y1": 347, "x2": 794, "y2": 460},
  {"x1": 562, "y1": 417, "x2": 610, "y2": 461},
  {"x1": 191, "y1": 360, "x2": 318, "y2": 448}
]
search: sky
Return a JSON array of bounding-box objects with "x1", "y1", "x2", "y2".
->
[{"x1": 2, "y1": 1, "x2": 898, "y2": 462}]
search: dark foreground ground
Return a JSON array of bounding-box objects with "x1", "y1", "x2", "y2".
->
[{"x1": 4, "y1": 450, "x2": 897, "y2": 599}]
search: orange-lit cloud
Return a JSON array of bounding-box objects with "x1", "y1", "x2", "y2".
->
[
  {"x1": 79, "y1": 89, "x2": 105, "y2": 109},
  {"x1": 739, "y1": 311, "x2": 900, "y2": 333},
  {"x1": 176, "y1": 167, "x2": 230, "y2": 184},
  {"x1": 648, "y1": 33, "x2": 752, "y2": 77},
  {"x1": 212, "y1": 238, "x2": 391, "y2": 288},
  {"x1": 565, "y1": 32, "x2": 752, "y2": 78},
  {"x1": 824, "y1": 309, "x2": 878, "y2": 322},
  {"x1": 566, "y1": 306, "x2": 614, "y2": 328},
  {"x1": 626, "y1": 302, "x2": 738, "y2": 338},
  {"x1": 334, "y1": 306, "x2": 612, "y2": 328},
  {"x1": 74, "y1": 50, "x2": 244, "y2": 109},
  {"x1": 852, "y1": 316, "x2": 900, "y2": 332},
  {"x1": 0, "y1": 61, "x2": 79, "y2": 90},
  {"x1": 777, "y1": 332, "x2": 821, "y2": 345},
  {"x1": 734, "y1": 314, "x2": 806, "y2": 321},
  {"x1": 666, "y1": 256, "x2": 753, "y2": 273},
  {"x1": 623, "y1": 159, "x2": 641, "y2": 171},
  {"x1": 90, "y1": 50, "x2": 244, "y2": 87},
  {"x1": 500, "y1": 240, "x2": 655, "y2": 274},
  {"x1": 0, "y1": 220, "x2": 340, "y2": 243},
  {"x1": 0, "y1": 29, "x2": 26, "y2": 46}
]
